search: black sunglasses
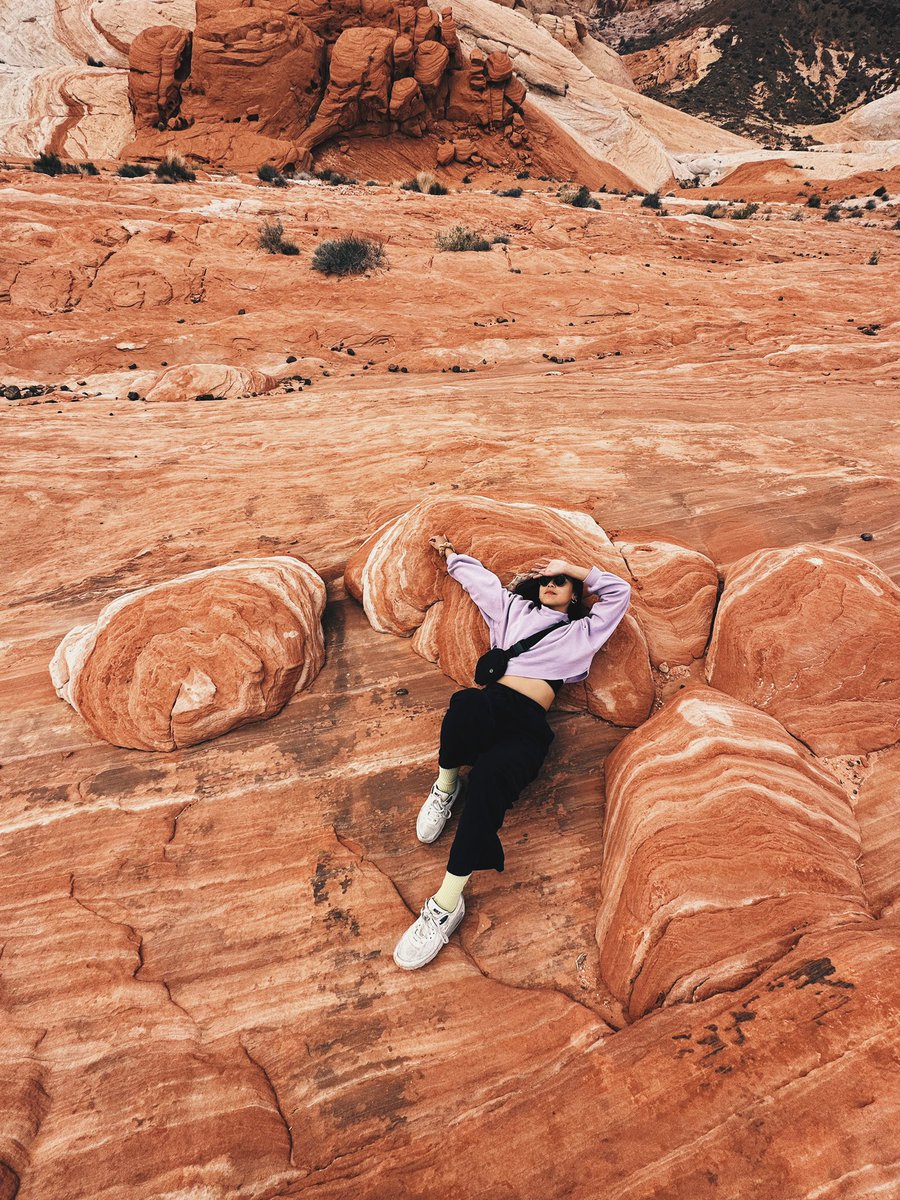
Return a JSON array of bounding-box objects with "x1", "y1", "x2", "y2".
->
[{"x1": 538, "y1": 574, "x2": 569, "y2": 587}]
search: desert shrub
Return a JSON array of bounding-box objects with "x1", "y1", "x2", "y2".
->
[
  {"x1": 311, "y1": 236, "x2": 385, "y2": 275},
  {"x1": 434, "y1": 225, "x2": 491, "y2": 252},
  {"x1": 868, "y1": 250, "x2": 880, "y2": 265},
  {"x1": 790, "y1": 210, "x2": 804, "y2": 221},
  {"x1": 155, "y1": 154, "x2": 195, "y2": 183},
  {"x1": 79, "y1": 161, "x2": 99, "y2": 175},
  {"x1": 864, "y1": 198, "x2": 877, "y2": 210},
  {"x1": 258, "y1": 218, "x2": 299, "y2": 255},
  {"x1": 702, "y1": 203, "x2": 721, "y2": 217},
  {"x1": 258, "y1": 163, "x2": 287, "y2": 187},
  {"x1": 641, "y1": 191, "x2": 661, "y2": 209},
  {"x1": 824, "y1": 205, "x2": 841, "y2": 222},
  {"x1": 492, "y1": 234, "x2": 510, "y2": 244},
  {"x1": 732, "y1": 202, "x2": 759, "y2": 219},
  {"x1": 401, "y1": 171, "x2": 448, "y2": 195},
  {"x1": 559, "y1": 184, "x2": 601, "y2": 210},
  {"x1": 33, "y1": 152, "x2": 64, "y2": 176},
  {"x1": 497, "y1": 186, "x2": 523, "y2": 198},
  {"x1": 117, "y1": 162, "x2": 151, "y2": 177},
  {"x1": 806, "y1": 194, "x2": 822, "y2": 207},
  {"x1": 315, "y1": 168, "x2": 356, "y2": 186},
  {"x1": 516, "y1": 170, "x2": 530, "y2": 180}
]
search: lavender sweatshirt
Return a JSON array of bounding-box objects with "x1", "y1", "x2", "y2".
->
[{"x1": 446, "y1": 553, "x2": 632, "y2": 684}]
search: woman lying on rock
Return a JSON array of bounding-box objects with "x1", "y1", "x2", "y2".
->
[{"x1": 393, "y1": 535, "x2": 632, "y2": 970}]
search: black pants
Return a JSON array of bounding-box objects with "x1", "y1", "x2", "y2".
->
[{"x1": 438, "y1": 683, "x2": 555, "y2": 874}]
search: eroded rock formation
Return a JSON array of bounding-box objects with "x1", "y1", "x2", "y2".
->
[
  {"x1": 706, "y1": 544, "x2": 900, "y2": 756},
  {"x1": 50, "y1": 557, "x2": 326, "y2": 750},
  {"x1": 597, "y1": 685, "x2": 870, "y2": 1021},
  {"x1": 125, "y1": 0, "x2": 529, "y2": 169}
]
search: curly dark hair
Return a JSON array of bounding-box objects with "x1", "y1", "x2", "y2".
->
[{"x1": 511, "y1": 575, "x2": 588, "y2": 620}]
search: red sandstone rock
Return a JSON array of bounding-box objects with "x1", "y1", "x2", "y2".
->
[
  {"x1": 856, "y1": 746, "x2": 900, "y2": 919},
  {"x1": 346, "y1": 495, "x2": 655, "y2": 726},
  {"x1": 185, "y1": 9, "x2": 325, "y2": 136},
  {"x1": 706, "y1": 544, "x2": 900, "y2": 756},
  {"x1": 298, "y1": 26, "x2": 396, "y2": 157},
  {"x1": 389, "y1": 75, "x2": 426, "y2": 123},
  {"x1": 597, "y1": 685, "x2": 870, "y2": 1020},
  {"x1": 127, "y1": 26, "x2": 192, "y2": 131},
  {"x1": 436, "y1": 139, "x2": 456, "y2": 164},
  {"x1": 144, "y1": 363, "x2": 278, "y2": 402},
  {"x1": 50, "y1": 557, "x2": 326, "y2": 750},
  {"x1": 613, "y1": 535, "x2": 718, "y2": 664}
]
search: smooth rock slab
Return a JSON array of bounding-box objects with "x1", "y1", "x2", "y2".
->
[
  {"x1": 346, "y1": 494, "x2": 655, "y2": 726},
  {"x1": 50, "y1": 556, "x2": 325, "y2": 750},
  {"x1": 706, "y1": 544, "x2": 900, "y2": 756},
  {"x1": 596, "y1": 685, "x2": 869, "y2": 1021}
]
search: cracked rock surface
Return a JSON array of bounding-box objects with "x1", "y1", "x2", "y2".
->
[{"x1": 2, "y1": 166, "x2": 899, "y2": 1197}]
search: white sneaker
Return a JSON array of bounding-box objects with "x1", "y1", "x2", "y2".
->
[
  {"x1": 393, "y1": 895, "x2": 466, "y2": 970},
  {"x1": 416, "y1": 778, "x2": 462, "y2": 844}
]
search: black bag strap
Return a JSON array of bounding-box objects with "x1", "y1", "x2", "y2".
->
[{"x1": 506, "y1": 620, "x2": 566, "y2": 660}]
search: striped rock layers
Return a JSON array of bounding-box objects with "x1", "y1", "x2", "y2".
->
[
  {"x1": 50, "y1": 557, "x2": 326, "y2": 750},
  {"x1": 345, "y1": 496, "x2": 718, "y2": 726},
  {"x1": 596, "y1": 686, "x2": 870, "y2": 1021},
  {"x1": 706, "y1": 544, "x2": 900, "y2": 756}
]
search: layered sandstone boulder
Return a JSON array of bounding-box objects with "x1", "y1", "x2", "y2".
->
[
  {"x1": 187, "y1": 9, "x2": 326, "y2": 135},
  {"x1": 127, "y1": 25, "x2": 192, "y2": 131},
  {"x1": 855, "y1": 746, "x2": 900, "y2": 920},
  {"x1": 144, "y1": 363, "x2": 279, "y2": 402},
  {"x1": 596, "y1": 686, "x2": 870, "y2": 1021},
  {"x1": 347, "y1": 496, "x2": 719, "y2": 726},
  {"x1": 706, "y1": 545, "x2": 900, "y2": 756},
  {"x1": 50, "y1": 557, "x2": 326, "y2": 751},
  {"x1": 612, "y1": 535, "x2": 718, "y2": 665}
]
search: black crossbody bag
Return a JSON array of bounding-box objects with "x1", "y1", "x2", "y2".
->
[{"x1": 474, "y1": 622, "x2": 563, "y2": 686}]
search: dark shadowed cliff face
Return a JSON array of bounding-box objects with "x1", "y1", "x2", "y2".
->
[{"x1": 594, "y1": 0, "x2": 900, "y2": 136}]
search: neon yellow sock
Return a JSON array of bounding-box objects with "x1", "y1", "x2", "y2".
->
[
  {"x1": 433, "y1": 870, "x2": 471, "y2": 913},
  {"x1": 436, "y1": 766, "x2": 458, "y2": 794}
]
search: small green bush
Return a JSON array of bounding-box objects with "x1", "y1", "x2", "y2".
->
[
  {"x1": 824, "y1": 205, "x2": 841, "y2": 222},
  {"x1": 117, "y1": 162, "x2": 151, "y2": 177},
  {"x1": 560, "y1": 184, "x2": 601, "y2": 210},
  {"x1": 497, "y1": 187, "x2": 523, "y2": 198},
  {"x1": 732, "y1": 202, "x2": 760, "y2": 219},
  {"x1": 155, "y1": 155, "x2": 195, "y2": 183},
  {"x1": 259, "y1": 218, "x2": 299, "y2": 255},
  {"x1": 33, "y1": 152, "x2": 64, "y2": 176},
  {"x1": 311, "y1": 236, "x2": 386, "y2": 275},
  {"x1": 435, "y1": 225, "x2": 491, "y2": 252},
  {"x1": 864, "y1": 198, "x2": 877, "y2": 210},
  {"x1": 702, "y1": 202, "x2": 721, "y2": 217},
  {"x1": 79, "y1": 161, "x2": 99, "y2": 176},
  {"x1": 806, "y1": 194, "x2": 822, "y2": 208},
  {"x1": 258, "y1": 163, "x2": 288, "y2": 187},
  {"x1": 641, "y1": 191, "x2": 661, "y2": 209}
]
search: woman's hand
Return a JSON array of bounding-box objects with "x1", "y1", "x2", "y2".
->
[
  {"x1": 529, "y1": 556, "x2": 570, "y2": 578},
  {"x1": 429, "y1": 534, "x2": 455, "y2": 560}
]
